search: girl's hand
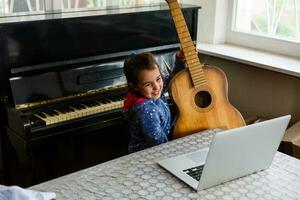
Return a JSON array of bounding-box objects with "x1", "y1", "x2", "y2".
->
[{"x1": 176, "y1": 48, "x2": 185, "y2": 61}]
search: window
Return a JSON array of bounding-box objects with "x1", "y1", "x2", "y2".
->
[
  {"x1": 227, "y1": 0, "x2": 300, "y2": 58},
  {"x1": 234, "y1": 0, "x2": 300, "y2": 42},
  {"x1": 0, "y1": 0, "x2": 165, "y2": 16}
]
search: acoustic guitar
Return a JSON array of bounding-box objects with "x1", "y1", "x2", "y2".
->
[{"x1": 166, "y1": 0, "x2": 245, "y2": 138}]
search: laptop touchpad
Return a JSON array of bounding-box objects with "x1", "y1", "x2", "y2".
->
[{"x1": 186, "y1": 149, "x2": 208, "y2": 164}]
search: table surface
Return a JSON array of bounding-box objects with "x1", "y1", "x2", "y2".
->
[{"x1": 31, "y1": 129, "x2": 300, "y2": 200}]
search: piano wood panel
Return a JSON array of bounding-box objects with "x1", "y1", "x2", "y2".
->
[{"x1": 4, "y1": 122, "x2": 130, "y2": 186}]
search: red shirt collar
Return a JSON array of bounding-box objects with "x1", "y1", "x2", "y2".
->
[{"x1": 123, "y1": 92, "x2": 147, "y2": 111}]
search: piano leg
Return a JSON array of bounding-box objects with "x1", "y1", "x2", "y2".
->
[{"x1": 3, "y1": 127, "x2": 34, "y2": 187}]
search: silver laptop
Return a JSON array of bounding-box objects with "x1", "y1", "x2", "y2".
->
[{"x1": 157, "y1": 115, "x2": 291, "y2": 190}]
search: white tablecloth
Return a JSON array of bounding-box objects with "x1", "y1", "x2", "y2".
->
[{"x1": 31, "y1": 129, "x2": 300, "y2": 199}]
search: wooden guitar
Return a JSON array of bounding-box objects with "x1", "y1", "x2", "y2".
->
[{"x1": 166, "y1": 0, "x2": 245, "y2": 138}]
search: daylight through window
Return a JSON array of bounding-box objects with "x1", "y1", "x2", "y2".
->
[{"x1": 233, "y1": 0, "x2": 300, "y2": 43}]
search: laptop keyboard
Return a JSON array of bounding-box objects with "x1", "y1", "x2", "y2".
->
[{"x1": 183, "y1": 165, "x2": 204, "y2": 181}]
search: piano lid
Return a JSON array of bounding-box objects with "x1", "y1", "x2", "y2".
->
[{"x1": 0, "y1": 3, "x2": 200, "y2": 73}]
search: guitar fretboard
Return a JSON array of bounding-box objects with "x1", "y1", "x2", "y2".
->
[{"x1": 167, "y1": 1, "x2": 207, "y2": 87}]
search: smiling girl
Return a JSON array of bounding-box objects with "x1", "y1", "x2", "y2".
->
[{"x1": 123, "y1": 52, "x2": 179, "y2": 153}]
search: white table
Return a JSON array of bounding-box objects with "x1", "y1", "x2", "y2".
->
[{"x1": 31, "y1": 129, "x2": 300, "y2": 199}]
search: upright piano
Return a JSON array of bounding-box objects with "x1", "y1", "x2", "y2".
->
[{"x1": 0, "y1": 2, "x2": 199, "y2": 186}]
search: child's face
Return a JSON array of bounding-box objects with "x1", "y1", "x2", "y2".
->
[{"x1": 134, "y1": 65, "x2": 163, "y2": 100}]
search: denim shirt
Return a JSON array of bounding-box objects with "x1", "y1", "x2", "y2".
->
[{"x1": 123, "y1": 97, "x2": 171, "y2": 153}]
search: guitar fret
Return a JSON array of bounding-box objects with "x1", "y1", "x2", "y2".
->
[
  {"x1": 193, "y1": 74, "x2": 206, "y2": 80},
  {"x1": 192, "y1": 73, "x2": 206, "y2": 81},
  {"x1": 169, "y1": 2, "x2": 180, "y2": 9},
  {"x1": 187, "y1": 64, "x2": 201, "y2": 71},
  {"x1": 181, "y1": 42, "x2": 194, "y2": 50},
  {"x1": 172, "y1": 15, "x2": 184, "y2": 23},
  {"x1": 175, "y1": 21, "x2": 187, "y2": 28},
  {"x1": 184, "y1": 44, "x2": 196, "y2": 50},
  {"x1": 193, "y1": 71, "x2": 205, "y2": 80},
  {"x1": 189, "y1": 64, "x2": 202, "y2": 70},
  {"x1": 185, "y1": 53, "x2": 198, "y2": 59},
  {"x1": 190, "y1": 65, "x2": 204, "y2": 72},
  {"x1": 194, "y1": 77, "x2": 207, "y2": 83},
  {"x1": 173, "y1": 17, "x2": 185, "y2": 25},
  {"x1": 188, "y1": 62, "x2": 201, "y2": 69},
  {"x1": 178, "y1": 31, "x2": 190, "y2": 39},
  {"x1": 173, "y1": 16, "x2": 185, "y2": 23},
  {"x1": 186, "y1": 56, "x2": 200, "y2": 63},
  {"x1": 186, "y1": 58, "x2": 199, "y2": 63},
  {"x1": 192, "y1": 80, "x2": 206, "y2": 87},
  {"x1": 178, "y1": 35, "x2": 192, "y2": 43},
  {"x1": 188, "y1": 62, "x2": 202, "y2": 69},
  {"x1": 193, "y1": 78, "x2": 206, "y2": 85},
  {"x1": 183, "y1": 46, "x2": 196, "y2": 53},
  {"x1": 172, "y1": 13, "x2": 184, "y2": 21},
  {"x1": 180, "y1": 37, "x2": 191, "y2": 43},
  {"x1": 185, "y1": 54, "x2": 198, "y2": 60},
  {"x1": 185, "y1": 56, "x2": 200, "y2": 63},
  {"x1": 186, "y1": 58, "x2": 199, "y2": 66},
  {"x1": 184, "y1": 51, "x2": 197, "y2": 58},
  {"x1": 175, "y1": 25, "x2": 187, "y2": 32},
  {"x1": 190, "y1": 64, "x2": 203, "y2": 71},
  {"x1": 187, "y1": 63, "x2": 200, "y2": 69},
  {"x1": 188, "y1": 66, "x2": 202, "y2": 74},
  {"x1": 177, "y1": 28, "x2": 188, "y2": 35},
  {"x1": 170, "y1": 9, "x2": 182, "y2": 17},
  {"x1": 182, "y1": 41, "x2": 194, "y2": 48},
  {"x1": 190, "y1": 72, "x2": 205, "y2": 81}
]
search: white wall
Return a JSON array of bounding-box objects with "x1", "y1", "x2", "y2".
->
[
  {"x1": 182, "y1": 0, "x2": 227, "y2": 44},
  {"x1": 200, "y1": 54, "x2": 300, "y2": 124}
]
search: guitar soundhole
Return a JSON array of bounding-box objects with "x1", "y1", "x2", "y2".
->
[{"x1": 195, "y1": 91, "x2": 212, "y2": 108}]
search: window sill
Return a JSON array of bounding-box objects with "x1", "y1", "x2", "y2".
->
[{"x1": 197, "y1": 43, "x2": 300, "y2": 78}]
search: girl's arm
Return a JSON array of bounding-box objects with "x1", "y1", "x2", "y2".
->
[
  {"x1": 138, "y1": 106, "x2": 169, "y2": 146},
  {"x1": 172, "y1": 49, "x2": 187, "y2": 75},
  {"x1": 161, "y1": 50, "x2": 187, "y2": 95}
]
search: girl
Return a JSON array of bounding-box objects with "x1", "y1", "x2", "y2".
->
[{"x1": 123, "y1": 52, "x2": 185, "y2": 153}]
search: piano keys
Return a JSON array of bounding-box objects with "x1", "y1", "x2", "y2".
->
[
  {"x1": 0, "y1": 2, "x2": 200, "y2": 186},
  {"x1": 33, "y1": 93, "x2": 124, "y2": 125},
  {"x1": 33, "y1": 97, "x2": 124, "y2": 126}
]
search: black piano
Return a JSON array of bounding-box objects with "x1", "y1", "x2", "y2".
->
[{"x1": 0, "y1": 2, "x2": 199, "y2": 186}]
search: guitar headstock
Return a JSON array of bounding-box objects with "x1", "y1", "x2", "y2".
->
[{"x1": 165, "y1": 0, "x2": 177, "y2": 4}]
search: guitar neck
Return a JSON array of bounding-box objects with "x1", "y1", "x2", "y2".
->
[{"x1": 167, "y1": 0, "x2": 206, "y2": 86}]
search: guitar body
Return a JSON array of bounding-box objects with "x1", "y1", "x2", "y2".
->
[
  {"x1": 170, "y1": 64, "x2": 245, "y2": 138},
  {"x1": 166, "y1": 0, "x2": 245, "y2": 138}
]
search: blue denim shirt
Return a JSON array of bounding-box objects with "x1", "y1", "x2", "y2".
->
[{"x1": 124, "y1": 97, "x2": 171, "y2": 153}]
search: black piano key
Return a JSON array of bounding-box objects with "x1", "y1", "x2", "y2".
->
[
  {"x1": 90, "y1": 102, "x2": 99, "y2": 107},
  {"x1": 48, "y1": 110, "x2": 58, "y2": 116},
  {"x1": 64, "y1": 107, "x2": 73, "y2": 113},
  {"x1": 72, "y1": 104, "x2": 83, "y2": 110},
  {"x1": 98, "y1": 99, "x2": 108, "y2": 104},
  {"x1": 36, "y1": 112, "x2": 46, "y2": 118},
  {"x1": 44, "y1": 110, "x2": 54, "y2": 116},
  {"x1": 59, "y1": 107, "x2": 67, "y2": 113},
  {"x1": 67, "y1": 106, "x2": 75, "y2": 112},
  {"x1": 109, "y1": 96, "x2": 119, "y2": 101},
  {"x1": 79, "y1": 104, "x2": 87, "y2": 109},
  {"x1": 83, "y1": 103, "x2": 93, "y2": 108},
  {"x1": 52, "y1": 110, "x2": 59, "y2": 115},
  {"x1": 92, "y1": 100, "x2": 101, "y2": 105}
]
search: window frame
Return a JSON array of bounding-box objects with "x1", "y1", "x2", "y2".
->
[{"x1": 226, "y1": 0, "x2": 300, "y2": 58}]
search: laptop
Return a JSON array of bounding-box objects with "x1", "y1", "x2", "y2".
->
[{"x1": 157, "y1": 115, "x2": 291, "y2": 191}]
